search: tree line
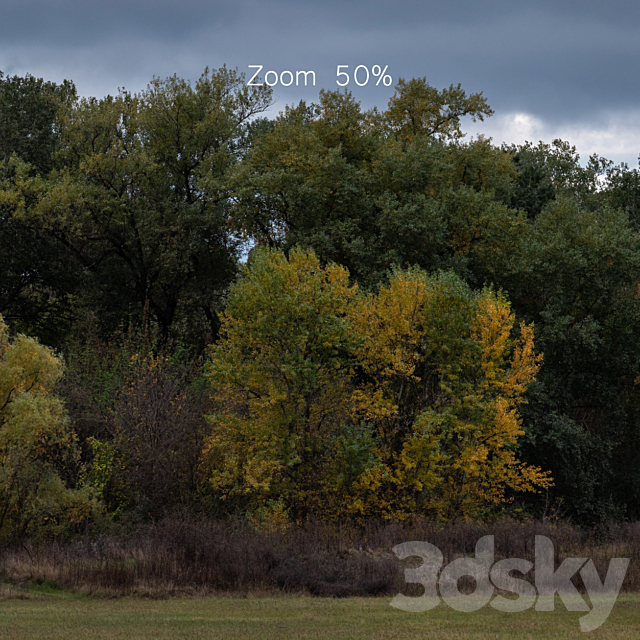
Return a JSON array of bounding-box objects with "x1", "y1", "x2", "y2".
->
[{"x1": 1, "y1": 66, "x2": 640, "y2": 540}]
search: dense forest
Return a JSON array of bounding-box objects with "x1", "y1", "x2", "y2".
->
[{"x1": 1, "y1": 65, "x2": 640, "y2": 545}]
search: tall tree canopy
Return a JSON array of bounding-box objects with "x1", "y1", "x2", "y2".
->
[
  {"x1": 231, "y1": 86, "x2": 520, "y2": 289},
  {"x1": 4, "y1": 68, "x2": 640, "y2": 527},
  {"x1": 7, "y1": 67, "x2": 272, "y2": 342},
  {"x1": 0, "y1": 72, "x2": 79, "y2": 342}
]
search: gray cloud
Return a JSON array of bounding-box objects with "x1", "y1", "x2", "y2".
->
[
  {"x1": 2, "y1": 1, "x2": 640, "y2": 163},
  {"x1": 0, "y1": 1, "x2": 239, "y2": 46}
]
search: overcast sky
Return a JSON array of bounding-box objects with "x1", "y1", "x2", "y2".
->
[{"x1": 3, "y1": 0, "x2": 640, "y2": 165}]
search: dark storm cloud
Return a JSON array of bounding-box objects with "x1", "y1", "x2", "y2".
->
[
  {"x1": 2, "y1": 0, "x2": 640, "y2": 149},
  {"x1": 317, "y1": 0, "x2": 640, "y2": 28},
  {"x1": 5, "y1": 1, "x2": 640, "y2": 43},
  {"x1": 0, "y1": 0, "x2": 239, "y2": 46}
]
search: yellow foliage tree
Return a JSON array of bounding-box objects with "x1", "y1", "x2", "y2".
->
[
  {"x1": 205, "y1": 249, "x2": 551, "y2": 523},
  {"x1": 0, "y1": 315, "x2": 94, "y2": 541},
  {"x1": 346, "y1": 268, "x2": 551, "y2": 520},
  {"x1": 204, "y1": 248, "x2": 360, "y2": 523}
]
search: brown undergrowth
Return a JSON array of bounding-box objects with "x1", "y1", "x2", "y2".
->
[{"x1": 1, "y1": 517, "x2": 638, "y2": 598}]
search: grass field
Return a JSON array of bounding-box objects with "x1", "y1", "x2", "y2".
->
[{"x1": 0, "y1": 590, "x2": 638, "y2": 639}]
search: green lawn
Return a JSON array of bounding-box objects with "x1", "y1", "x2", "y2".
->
[{"x1": 0, "y1": 592, "x2": 638, "y2": 639}]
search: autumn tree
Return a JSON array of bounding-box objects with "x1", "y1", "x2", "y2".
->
[
  {"x1": 0, "y1": 314, "x2": 94, "y2": 542},
  {"x1": 56, "y1": 319, "x2": 213, "y2": 520},
  {"x1": 205, "y1": 248, "x2": 549, "y2": 523},
  {"x1": 343, "y1": 268, "x2": 550, "y2": 520},
  {"x1": 204, "y1": 247, "x2": 359, "y2": 522}
]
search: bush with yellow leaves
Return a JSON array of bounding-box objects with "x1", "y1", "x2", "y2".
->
[{"x1": 0, "y1": 315, "x2": 95, "y2": 542}]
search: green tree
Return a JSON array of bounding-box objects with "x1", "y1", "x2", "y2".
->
[
  {"x1": 0, "y1": 70, "x2": 76, "y2": 174},
  {"x1": 503, "y1": 139, "x2": 611, "y2": 218},
  {"x1": 232, "y1": 86, "x2": 522, "y2": 289},
  {"x1": 19, "y1": 67, "x2": 272, "y2": 342},
  {"x1": 0, "y1": 73, "x2": 79, "y2": 344},
  {"x1": 381, "y1": 77, "x2": 493, "y2": 142},
  {"x1": 603, "y1": 161, "x2": 640, "y2": 229},
  {"x1": 505, "y1": 198, "x2": 640, "y2": 523}
]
